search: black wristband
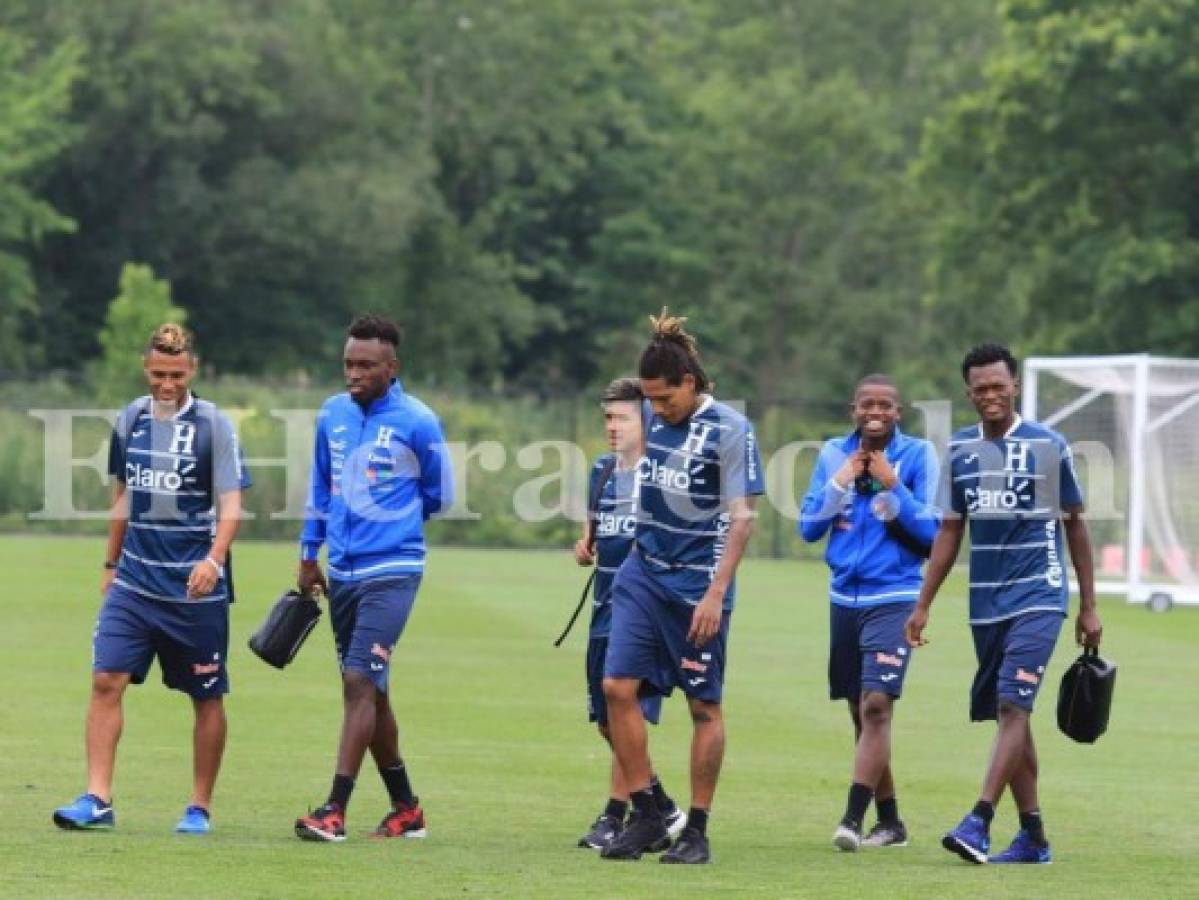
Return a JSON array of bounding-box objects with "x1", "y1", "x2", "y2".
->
[{"x1": 104, "y1": 561, "x2": 118, "y2": 570}]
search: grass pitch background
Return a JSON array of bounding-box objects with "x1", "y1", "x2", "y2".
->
[{"x1": 1, "y1": 538, "x2": 1196, "y2": 899}]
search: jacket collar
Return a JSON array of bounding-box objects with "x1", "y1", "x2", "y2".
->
[{"x1": 845, "y1": 424, "x2": 905, "y2": 456}]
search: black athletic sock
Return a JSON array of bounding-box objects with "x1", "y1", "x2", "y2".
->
[
  {"x1": 876, "y1": 796, "x2": 900, "y2": 825},
  {"x1": 649, "y1": 775, "x2": 674, "y2": 813},
  {"x1": 841, "y1": 782, "x2": 874, "y2": 829},
  {"x1": 604, "y1": 798, "x2": 629, "y2": 821},
  {"x1": 379, "y1": 762, "x2": 416, "y2": 807},
  {"x1": 630, "y1": 788, "x2": 659, "y2": 818},
  {"x1": 687, "y1": 807, "x2": 709, "y2": 836},
  {"x1": 328, "y1": 774, "x2": 355, "y2": 810},
  {"x1": 1019, "y1": 809, "x2": 1048, "y2": 847},
  {"x1": 972, "y1": 800, "x2": 995, "y2": 825}
]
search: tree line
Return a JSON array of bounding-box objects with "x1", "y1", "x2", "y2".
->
[{"x1": 2, "y1": 0, "x2": 1197, "y2": 411}]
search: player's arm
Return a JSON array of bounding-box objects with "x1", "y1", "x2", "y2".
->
[
  {"x1": 798, "y1": 444, "x2": 857, "y2": 543},
  {"x1": 414, "y1": 412, "x2": 454, "y2": 521},
  {"x1": 574, "y1": 461, "x2": 602, "y2": 566},
  {"x1": 904, "y1": 516, "x2": 965, "y2": 647},
  {"x1": 871, "y1": 444, "x2": 942, "y2": 545},
  {"x1": 298, "y1": 412, "x2": 331, "y2": 597},
  {"x1": 1063, "y1": 507, "x2": 1102, "y2": 648},
  {"x1": 101, "y1": 481, "x2": 129, "y2": 596},
  {"x1": 187, "y1": 488, "x2": 242, "y2": 599},
  {"x1": 689, "y1": 495, "x2": 756, "y2": 645}
]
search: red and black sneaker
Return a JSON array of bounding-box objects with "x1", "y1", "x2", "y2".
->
[
  {"x1": 371, "y1": 799, "x2": 427, "y2": 839},
  {"x1": 295, "y1": 803, "x2": 346, "y2": 842}
]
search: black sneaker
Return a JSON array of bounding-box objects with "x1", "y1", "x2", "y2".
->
[
  {"x1": 577, "y1": 813, "x2": 623, "y2": 850},
  {"x1": 862, "y1": 820, "x2": 909, "y2": 848},
  {"x1": 660, "y1": 826, "x2": 710, "y2": 864},
  {"x1": 600, "y1": 810, "x2": 669, "y2": 861}
]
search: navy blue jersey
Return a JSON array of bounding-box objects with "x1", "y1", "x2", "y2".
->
[
  {"x1": 588, "y1": 454, "x2": 636, "y2": 638},
  {"x1": 634, "y1": 396, "x2": 765, "y2": 609},
  {"x1": 947, "y1": 415, "x2": 1083, "y2": 624},
  {"x1": 108, "y1": 395, "x2": 250, "y2": 603}
]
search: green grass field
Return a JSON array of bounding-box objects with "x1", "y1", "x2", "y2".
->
[{"x1": 2, "y1": 538, "x2": 1196, "y2": 898}]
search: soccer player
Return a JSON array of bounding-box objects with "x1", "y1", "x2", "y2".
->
[
  {"x1": 800, "y1": 374, "x2": 940, "y2": 851},
  {"x1": 572, "y1": 377, "x2": 684, "y2": 851},
  {"x1": 294, "y1": 314, "x2": 453, "y2": 842},
  {"x1": 601, "y1": 310, "x2": 764, "y2": 865},
  {"x1": 905, "y1": 343, "x2": 1103, "y2": 865},
  {"x1": 53, "y1": 324, "x2": 250, "y2": 835}
]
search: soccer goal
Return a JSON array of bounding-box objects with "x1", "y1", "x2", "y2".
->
[{"x1": 1023, "y1": 355, "x2": 1199, "y2": 610}]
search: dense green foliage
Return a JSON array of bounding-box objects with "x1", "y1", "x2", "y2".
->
[{"x1": 3, "y1": 0, "x2": 1195, "y2": 402}]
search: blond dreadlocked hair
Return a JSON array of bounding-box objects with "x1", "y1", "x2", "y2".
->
[
  {"x1": 146, "y1": 323, "x2": 194, "y2": 356},
  {"x1": 639, "y1": 307, "x2": 711, "y2": 392}
]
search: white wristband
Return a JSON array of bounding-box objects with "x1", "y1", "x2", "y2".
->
[{"x1": 204, "y1": 556, "x2": 225, "y2": 578}]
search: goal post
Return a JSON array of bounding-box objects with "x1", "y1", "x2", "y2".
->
[{"x1": 1023, "y1": 354, "x2": 1199, "y2": 608}]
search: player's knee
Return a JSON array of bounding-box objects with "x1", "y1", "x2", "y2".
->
[
  {"x1": 342, "y1": 670, "x2": 376, "y2": 703},
  {"x1": 688, "y1": 699, "x2": 722, "y2": 726},
  {"x1": 997, "y1": 699, "x2": 1029, "y2": 724},
  {"x1": 602, "y1": 677, "x2": 636, "y2": 704},
  {"x1": 91, "y1": 672, "x2": 128, "y2": 700},
  {"x1": 859, "y1": 692, "x2": 892, "y2": 727}
]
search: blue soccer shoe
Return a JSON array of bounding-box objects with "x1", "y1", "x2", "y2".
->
[
  {"x1": 990, "y1": 829, "x2": 1052, "y2": 864},
  {"x1": 53, "y1": 793, "x2": 115, "y2": 831},
  {"x1": 941, "y1": 813, "x2": 990, "y2": 864}
]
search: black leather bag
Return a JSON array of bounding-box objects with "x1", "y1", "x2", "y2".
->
[
  {"x1": 248, "y1": 590, "x2": 322, "y2": 669},
  {"x1": 1057, "y1": 647, "x2": 1117, "y2": 744}
]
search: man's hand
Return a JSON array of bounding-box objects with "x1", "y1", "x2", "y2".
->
[
  {"x1": 573, "y1": 538, "x2": 595, "y2": 566},
  {"x1": 186, "y1": 557, "x2": 221, "y2": 600},
  {"x1": 904, "y1": 605, "x2": 930, "y2": 647},
  {"x1": 1075, "y1": 606, "x2": 1103, "y2": 649},
  {"x1": 688, "y1": 592, "x2": 724, "y2": 646},
  {"x1": 832, "y1": 451, "x2": 865, "y2": 490},
  {"x1": 298, "y1": 559, "x2": 329, "y2": 598},
  {"x1": 866, "y1": 451, "x2": 899, "y2": 490}
]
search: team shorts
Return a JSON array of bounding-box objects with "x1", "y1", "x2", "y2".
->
[
  {"x1": 586, "y1": 635, "x2": 662, "y2": 726},
  {"x1": 93, "y1": 584, "x2": 229, "y2": 700},
  {"x1": 969, "y1": 610, "x2": 1064, "y2": 720},
  {"x1": 329, "y1": 575, "x2": 421, "y2": 692},
  {"x1": 604, "y1": 554, "x2": 730, "y2": 704},
  {"x1": 828, "y1": 601, "x2": 915, "y2": 701}
]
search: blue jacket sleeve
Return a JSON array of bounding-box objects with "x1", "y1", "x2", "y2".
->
[
  {"x1": 299, "y1": 410, "x2": 331, "y2": 560},
  {"x1": 414, "y1": 412, "x2": 453, "y2": 520},
  {"x1": 798, "y1": 443, "x2": 847, "y2": 543},
  {"x1": 889, "y1": 441, "x2": 942, "y2": 545}
]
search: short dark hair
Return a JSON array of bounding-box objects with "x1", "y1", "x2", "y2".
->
[
  {"x1": 961, "y1": 343, "x2": 1017, "y2": 382},
  {"x1": 855, "y1": 373, "x2": 897, "y2": 395},
  {"x1": 638, "y1": 307, "x2": 711, "y2": 392},
  {"x1": 347, "y1": 314, "x2": 402, "y2": 348},
  {"x1": 602, "y1": 376, "x2": 642, "y2": 404},
  {"x1": 146, "y1": 323, "x2": 194, "y2": 356}
]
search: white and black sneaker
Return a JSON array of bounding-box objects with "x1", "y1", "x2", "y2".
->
[
  {"x1": 832, "y1": 822, "x2": 862, "y2": 852},
  {"x1": 577, "y1": 814, "x2": 623, "y2": 851},
  {"x1": 862, "y1": 820, "x2": 909, "y2": 848},
  {"x1": 663, "y1": 804, "x2": 687, "y2": 840}
]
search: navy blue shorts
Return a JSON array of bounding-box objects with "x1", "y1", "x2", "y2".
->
[
  {"x1": 829, "y1": 601, "x2": 915, "y2": 701},
  {"x1": 604, "y1": 555, "x2": 730, "y2": 704},
  {"x1": 587, "y1": 636, "x2": 662, "y2": 726},
  {"x1": 970, "y1": 610, "x2": 1064, "y2": 720},
  {"x1": 329, "y1": 575, "x2": 420, "y2": 692},
  {"x1": 93, "y1": 584, "x2": 228, "y2": 700}
]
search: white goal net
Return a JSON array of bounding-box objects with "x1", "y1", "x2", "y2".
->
[{"x1": 1024, "y1": 355, "x2": 1199, "y2": 607}]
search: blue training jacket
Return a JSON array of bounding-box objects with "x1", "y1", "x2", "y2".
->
[
  {"x1": 798, "y1": 426, "x2": 941, "y2": 607},
  {"x1": 300, "y1": 380, "x2": 453, "y2": 582}
]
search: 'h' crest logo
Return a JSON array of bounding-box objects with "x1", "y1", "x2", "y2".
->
[
  {"x1": 375, "y1": 426, "x2": 395, "y2": 448},
  {"x1": 682, "y1": 422, "x2": 712, "y2": 457},
  {"x1": 169, "y1": 422, "x2": 196, "y2": 456}
]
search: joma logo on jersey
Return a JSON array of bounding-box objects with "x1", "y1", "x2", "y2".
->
[
  {"x1": 639, "y1": 457, "x2": 692, "y2": 491},
  {"x1": 596, "y1": 512, "x2": 635, "y2": 537},
  {"x1": 126, "y1": 461, "x2": 185, "y2": 491}
]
